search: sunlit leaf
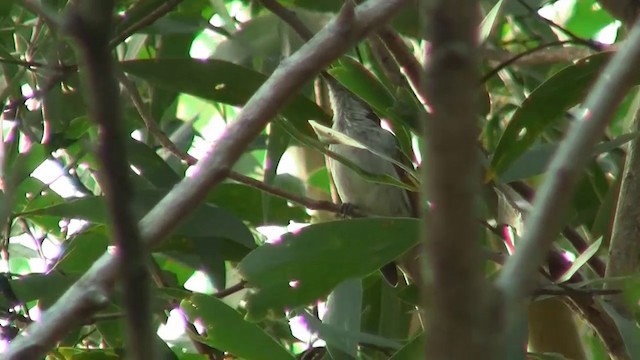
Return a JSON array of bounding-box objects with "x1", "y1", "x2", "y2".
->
[
  {"x1": 556, "y1": 237, "x2": 602, "y2": 283},
  {"x1": 181, "y1": 294, "x2": 295, "y2": 360},
  {"x1": 480, "y1": 0, "x2": 505, "y2": 43}
]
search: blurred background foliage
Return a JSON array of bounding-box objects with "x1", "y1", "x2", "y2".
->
[{"x1": 0, "y1": 0, "x2": 637, "y2": 359}]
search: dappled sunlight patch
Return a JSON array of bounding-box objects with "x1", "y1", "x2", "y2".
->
[{"x1": 157, "y1": 308, "x2": 187, "y2": 341}]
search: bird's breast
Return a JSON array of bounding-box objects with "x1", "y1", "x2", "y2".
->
[{"x1": 329, "y1": 145, "x2": 412, "y2": 217}]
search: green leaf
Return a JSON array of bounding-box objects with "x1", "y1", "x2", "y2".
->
[
  {"x1": 23, "y1": 189, "x2": 255, "y2": 249},
  {"x1": 360, "y1": 278, "x2": 414, "y2": 341},
  {"x1": 300, "y1": 310, "x2": 402, "y2": 355},
  {"x1": 121, "y1": 59, "x2": 330, "y2": 133},
  {"x1": 328, "y1": 57, "x2": 424, "y2": 133},
  {"x1": 277, "y1": 0, "x2": 342, "y2": 13},
  {"x1": 328, "y1": 58, "x2": 395, "y2": 116},
  {"x1": 527, "y1": 352, "x2": 571, "y2": 359},
  {"x1": 181, "y1": 294, "x2": 295, "y2": 360},
  {"x1": 309, "y1": 120, "x2": 417, "y2": 185},
  {"x1": 127, "y1": 138, "x2": 182, "y2": 188},
  {"x1": 238, "y1": 218, "x2": 420, "y2": 321},
  {"x1": 590, "y1": 175, "x2": 620, "y2": 243},
  {"x1": 54, "y1": 227, "x2": 110, "y2": 274},
  {"x1": 490, "y1": 52, "x2": 615, "y2": 178},
  {"x1": 212, "y1": 10, "x2": 329, "y2": 69},
  {"x1": 389, "y1": 333, "x2": 423, "y2": 360},
  {"x1": 263, "y1": 121, "x2": 291, "y2": 224},
  {"x1": 4, "y1": 142, "x2": 48, "y2": 192},
  {"x1": 323, "y1": 279, "x2": 362, "y2": 358},
  {"x1": 16, "y1": 176, "x2": 65, "y2": 214},
  {"x1": 206, "y1": 183, "x2": 308, "y2": 226},
  {"x1": 55, "y1": 348, "x2": 119, "y2": 359},
  {"x1": 500, "y1": 133, "x2": 637, "y2": 182},
  {"x1": 307, "y1": 167, "x2": 330, "y2": 194},
  {"x1": 479, "y1": 0, "x2": 505, "y2": 43},
  {"x1": 40, "y1": 73, "x2": 85, "y2": 136},
  {"x1": 9, "y1": 273, "x2": 78, "y2": 310},
  {"x1": 600, "y1": 299, "x2": 640, "y2": 359},
  {"x1": 95, "y1": 319, "x2": 125, "y2": 348},
  {"x1": 564, "y1": 0, "x2": 616, "y2": 39},
  {"x1": 209, "y1": 0, "x2": 236, "y2": 34},
  {"x1": 556, "y1": 237, "x2": 602, "y2": 283}
]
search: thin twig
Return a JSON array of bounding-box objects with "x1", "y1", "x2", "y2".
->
[
  {"x1": 515, "y1": 0, "x2": 603, "y2": 51},
  {"x1": 481, "y1": 40, "x2": 582, "y2": 83},
  {"x1": 109, "y1": 0, "x2": 185, "y2": 48},
  {"x1": 482, "y1": 45, "x2": 599, "y2": 66},
  {"x1": 214, "y1": 281, "x2": 247, "y2": 298}
]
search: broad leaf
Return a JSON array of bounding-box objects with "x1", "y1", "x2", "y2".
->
[
  {"x1": 181, "y1": 294, "x2": 295, "y2": 360},
  {"x1": 22, "y1": 189, "x2": 255, "y2": 249},
  {"x1": 556, "y1": 237, "x2": 602, "y2": 283},
  {"x1": 238, "y1": 218, "x2": 420, "y2": 320},
  {"x1": 490, "y1": 52, "x2": 616, "y2": 178},
  {"x1": 121, "y1": 59, "x2": 330, "y2": 133}
]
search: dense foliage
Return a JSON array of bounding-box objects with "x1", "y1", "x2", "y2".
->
[{"x1": 0, "y1": 0, "x2": 639, "y2": 359}]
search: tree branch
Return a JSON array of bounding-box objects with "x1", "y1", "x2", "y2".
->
[
  {"x1": 63, "y1": 2, "x2": 153, "y2": 359},
  {"x1": 606, "y1": 97, "x2": 640, "y2": 296},
  {"x1": 422, "y1": 1, "x2": 499, "y2": 358},
  {"x1": 4, "y1": 1, "x2": 410, "y2": 357}
]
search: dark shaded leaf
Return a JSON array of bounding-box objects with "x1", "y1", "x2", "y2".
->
[
  {"x1": 55, "y1": 226, "x2": 110, "y2": 274},
  {"x1": 389, "y1": 333, "x2": 423, "y2": 360},
  {"x1": 56, "y1": 348, "x2": 120, "y2": 359},
  {"x1": 328, "y1": 58, "x2": 395, "y2": 117},
  {"x1": 121, "y1": 59, "x2": 330, "y2": 134},
  {"x1": 490, "y1": 52, "x2": 614, "y2": 178},
  {"x1": 323, "y1": 279, "x2": 362, "y2": 358},
  {"x1": 8, "y1": 273, "x2": 78, "y2": 309},
  {"x1": 206, "y1": 183, "x2": 308, "y2": 226},
  {"x1": 23, "y1": 189, "x2": 255, "y2": 248},
  {"x1": 300, "y1": 310, "x2": 402, "y2": 356},
  {"x1": 500, "y1": 133, "x2": 637, "y2": 182},
  {"x1": 126, "y1": 138, "x2": 182, "y2": 188},
  {"x1": 600, "y1": 299, "x2": 640, "y2": 359}
]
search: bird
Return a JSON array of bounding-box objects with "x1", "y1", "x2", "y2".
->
[{"x1": 324, "y1": 76, "x2": 420, "y2": 286}]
